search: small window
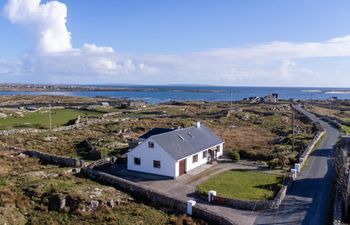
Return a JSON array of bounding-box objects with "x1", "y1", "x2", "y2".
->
[
  {"x1": 192, "y1": 154, "x2": 198, "y2": 163},
  {"x1": 203, "y1": 151, "x2": 207, "y2": 158},
  {"x1": 153, "y1": 160, "x2": 161, "y2": 168},
  {"x1": 148, "y1": 141, "x2": 154, "y2": 148},
  {"x1": 134, "y1": 157, "x2": 141, "y2": 165}
]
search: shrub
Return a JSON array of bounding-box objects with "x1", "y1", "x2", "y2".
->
[
  {"x1": 228, "y1": 150, "x2": 240, "y2": 162},
  {"x1": 267, "y1": 159, "x2": 279, "y2": 169},
  {"x1": 195, "y1": 187, "x2": 207, "y2": 197},
  {"x1": 288, "y1": 156, "x2": 297, "y2": 165},
  {"x1": 238, "y1": 149, "x2": 249, "y2": 159}
]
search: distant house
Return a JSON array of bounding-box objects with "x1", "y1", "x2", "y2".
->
[
  {"x1": 263, "y1": 94, "x2": 278, "y2": 103},
  {"x1": 327, "y1": 97, "x2": 338, "y2": 101},
  {"x1": 250, "y1": 96, "x2": 261, "y2": 104},
  {"x1": 127, "y1": 122, "x2": 224, "y2": 178}
]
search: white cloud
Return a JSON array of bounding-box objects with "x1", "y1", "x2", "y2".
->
[
  {"x1": 2, "y1": 0, "x2": 350, "y2": 86},
  {"x1": 4, "y1": 0, "x2": 71, "y2": 52},
  {"x1": 2, "y1": 0, "x2": 158, "y2": 83}
]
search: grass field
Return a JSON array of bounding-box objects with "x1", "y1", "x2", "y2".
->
[
  {"x1": 342, "y1": 125, "x2": 350, "y2": 135},
  {"x1": 197, "y1": 170, "x2": 284, "y2": 200},
  {"x1": 0, "y1": 109, "x2": 103, "y2": 130}
]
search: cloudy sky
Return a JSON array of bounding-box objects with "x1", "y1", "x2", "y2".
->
[{"x1": 1, "y1": 0, "x2": 350, "y2": 86}]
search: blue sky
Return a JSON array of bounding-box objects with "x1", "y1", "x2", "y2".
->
[{"x1": 1, "y1": 0, "x2": 350, "y2": 86}]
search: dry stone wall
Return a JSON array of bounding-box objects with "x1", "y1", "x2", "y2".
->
[{"x1": 81, "y1": 168, "x2": 236, "y2": 225}]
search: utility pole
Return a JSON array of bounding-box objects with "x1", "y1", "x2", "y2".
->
[
  {"x1": 49, "y1": 104, "x2": 52, "y2": 131},
  {"x1": 310, "y1": 93, "x2": 313, "y2": 105},
  {"x1": 292, "y1": 106, "x2": 295, "y2": 153},
  {"x1": 230, "y1": 90, "x2": 233, "y2": 110}
]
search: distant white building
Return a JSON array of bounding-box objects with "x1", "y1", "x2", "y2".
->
[
  {"x1": 127, "y1": 122, "x2": 224, "y2": 178},
  {"x1": 263, "y1": 93, "x2": 278, "y2": 103}
]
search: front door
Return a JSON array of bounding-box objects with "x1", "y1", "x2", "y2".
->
[
  {"x1": 179, "y1": 159, "x2": 186, "y2": 176},
  {"x1": 209, "y1": 149, "x2": 217, "y2": 163}
]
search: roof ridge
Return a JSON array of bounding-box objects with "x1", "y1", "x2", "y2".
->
[{"x1": 150, "y1": 125, "x2": 196, "y2": 138}]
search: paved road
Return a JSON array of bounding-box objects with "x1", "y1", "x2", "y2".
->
[{"x1": 254, "y1": 105, "x2": 340, "y2": 225}]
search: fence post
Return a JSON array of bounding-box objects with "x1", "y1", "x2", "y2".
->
[
  {"x1": 187, "y1": 200, "x2": 196, "y2": 215},
  {"x1": 208, "y1": 190, "x2": 217, "y2": 203}
]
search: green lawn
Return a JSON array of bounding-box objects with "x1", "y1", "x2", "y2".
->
[
  {"x1": 342, "y1": 125, "x2": 350, "y2": 135},
  {"x1": 0, "y1": 109, "x2": 103, "y2": 130},
  {"x1": 196, "y1": 170, "x2": 284, "y2": 200}
]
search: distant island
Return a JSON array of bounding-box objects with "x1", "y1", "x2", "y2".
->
[{"x1": 0, "y1": 83, "x2": 224, "y2": 93}]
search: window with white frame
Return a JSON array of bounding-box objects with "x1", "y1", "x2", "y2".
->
[
  {"x1": 192, "y1": 154, "x2": 198, "y2": 163},
  {"x1": 134, "y1": 157, "x2": 141, "y2": 165},
  {"x1": 203, "y1": 150, "x2": 207, "y2": 158},
  {"x1": 148, "y1": 141, "x2": 154, "y2": 148},
  {"x1": 153, "y1": 160, "x2": 161, "y2": 168}
]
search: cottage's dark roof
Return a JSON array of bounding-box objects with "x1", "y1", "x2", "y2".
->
[
  {"x1": 139, "y1": 128, "x2": 175, "y2": 140},
  {"x1": 149, "y1": 124, "x2": 224, "y2": 160}
]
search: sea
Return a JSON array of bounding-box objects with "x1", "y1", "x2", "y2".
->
[{"x1": 1, "y1": 86, "x2": 350, "y2": 104}]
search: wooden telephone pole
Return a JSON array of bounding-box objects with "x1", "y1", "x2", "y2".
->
[
  {"x1": 292, "y1": 106, "x2": 295, "y2": 152},
  {"x1": 49, "y1": 104, "x2": 52, "y2": 131}
]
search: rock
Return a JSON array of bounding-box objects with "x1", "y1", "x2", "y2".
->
[
  {"x1": 107, "y1": 199, "x2": 115, "y2": 208},
  {"x1": 48, "y1": 194, "x2": 66, "y2": 211},
  {"x1": 0, "y1": 113, "x2": 7, "y2": 118},
  {"x1": 17, "y1": 153, "x2": 26, "y2": 158},
  {"x1": 90, "y1": 200, "x2": 99, "y2": 211},
  {"x1": 23, "y1": 171, "x2": 47, "y2": 179},
  {"x1": 59, "y1": 197, "x2": 66, "y2": 210},
  {"x1": 242, "y1": 114, "x2": 250, "y2": 121},
  {"x1": 43, "y1": 136, "x2": 58, "y2": 142}
]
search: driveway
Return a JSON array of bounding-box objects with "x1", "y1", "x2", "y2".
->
[
  {"x1": 254, "y1": 105, "x2": 340, "y2": 225},
  {"x1": 106, "y1": 162, "x2": 260, "y2": 225}
]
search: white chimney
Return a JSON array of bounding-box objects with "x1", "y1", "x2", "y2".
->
[{"x1": 195, "y1": 121, "x2": 201, "y2": 128}]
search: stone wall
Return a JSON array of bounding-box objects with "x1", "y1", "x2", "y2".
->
[
  {"x1": 207, "y1": 176, "x2": 293, "y2": 211},
  {"x1": 212, "y1": 195, "x2": 273, "y2": 211},
  {"x1": 0, "y1": 117, "x2": 130, "y2": 136},
  {"x1": 81, "y1": 168, "x2": 236, "y2": 225},
  {"x1": 23, "y1": 150, "x2": 84, "y2": 167}
]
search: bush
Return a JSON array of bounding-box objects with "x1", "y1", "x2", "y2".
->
[
  {"x1": 228, "y1": 150, "x2": 240, "y2": 162},
  {"x1": 267, "y1": 159, "x2": 279, "y2": 169},
  {"x1": 238, "y1": 149, "x2": 249, "y2": 159},
  {"x1": 288, "y1": 156, "x2": 297, "y2": 165}
]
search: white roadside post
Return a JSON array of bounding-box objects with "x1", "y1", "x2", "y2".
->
[
  {"x1": 187, "y1": 200, "x2": 196, "y2": 215},
  {"x1": 208, "y1": 190, "x2": 217, "y2": 203},
  {"x1": 291, "y1": 168, "x2": 297, "y2": 180}
]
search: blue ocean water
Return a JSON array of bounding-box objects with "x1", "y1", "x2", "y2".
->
[{"x1": 1, "y1": 86, "x2": 350, "y2": 103}]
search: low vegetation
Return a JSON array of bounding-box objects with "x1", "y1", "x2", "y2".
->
[
  {"x1": 342, "y1": 125, "x2": 350, "y2": 135},
  {"x1": 0, "y1": 98, "x2": 315, "y2": 165},
  {"x1": 0, "y1": 149, "x2": 204, "y2": 225},
  {"x1": 0, "y1": 108, "x2": 104, "y2": 130},
  {"x1": 196, "y1": 170, "x2": 284, "y2": 200},
  {"x1": 228, "y1": 150, "x2": 240, "y2": 162}
]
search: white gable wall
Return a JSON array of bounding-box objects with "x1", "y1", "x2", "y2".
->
[
  {"x1": 127, "y1": 137, "x2": 177, "y2": 178},
  {"x1": 218, "y1": 143, "x2": 223, "y2": 157}
]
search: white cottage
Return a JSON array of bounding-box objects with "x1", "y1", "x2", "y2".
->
[{"x1": 127, "y1": 122, "x2": 224, "y2": 178}]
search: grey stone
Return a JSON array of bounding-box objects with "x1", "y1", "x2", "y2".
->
[{"x1": 90, "y1": 200, "x2": 99, "y2": 211}]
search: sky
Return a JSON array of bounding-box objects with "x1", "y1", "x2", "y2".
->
[{"x1": 1, "y1": 0, "x2": 350, "y2": 87}]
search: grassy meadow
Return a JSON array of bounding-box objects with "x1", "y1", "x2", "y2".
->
[{"x1": 0, "y1": 108, "x2": 103, "y2": 130}]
